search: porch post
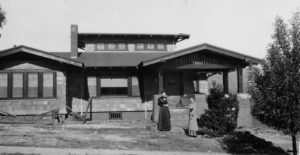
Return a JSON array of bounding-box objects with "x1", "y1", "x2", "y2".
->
[
  {"x1": 158, "y1": 68, "x2": 164, "y2": 93},
  {"x1": 237, "y1": 67, "x2": 243, "y2": 93},
  {"x1": 222, "y1": 71, "x2": 229, "y2": 93}
]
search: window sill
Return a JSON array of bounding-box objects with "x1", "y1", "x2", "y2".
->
[
  {"x1": 0, "y1": 98, "x2": 58, "y2": 101},
  {"x1": 92, "y1": 96, "x2": 140, "y2": 99}
]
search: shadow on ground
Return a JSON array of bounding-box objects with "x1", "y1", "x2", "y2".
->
[{"x1": 221, "y1": 131, "x2": 289, "y2": 155}]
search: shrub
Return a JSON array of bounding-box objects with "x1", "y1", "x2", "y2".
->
[{"x1": 198, "y1": 86, "x2": 239, "y2": 136}]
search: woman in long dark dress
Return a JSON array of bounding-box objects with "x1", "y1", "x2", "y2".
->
[{"x1": 157, "y1": 91, "x2": 171, "y2": 131}]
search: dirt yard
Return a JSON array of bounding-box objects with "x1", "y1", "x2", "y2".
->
[{"x1": 0, "y1": 119, "x2": 293, "y2": 154}]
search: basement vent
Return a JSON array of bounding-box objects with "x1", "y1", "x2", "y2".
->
[{"x1": 109, "y1": 112, "x2": 122, "y2": 120}]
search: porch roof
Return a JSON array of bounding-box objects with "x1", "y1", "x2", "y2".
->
[
  {"x1": 0, "y1": 45, "x2": 83, "y2": 67},
  {"x1": 142, "y1": 43, "x2": 263, "y2": 67}
]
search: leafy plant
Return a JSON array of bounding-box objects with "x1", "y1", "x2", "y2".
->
[
  {"x1": 249, "y1": 12, "x2": 300, "y2": 155},
  {"x1": 198, "y1": 85, "x2": 239, "y2": 136}
]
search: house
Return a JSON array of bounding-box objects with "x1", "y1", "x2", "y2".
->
[{"x1": 0, "y1": 25, "x2": 261, "y2": 121}]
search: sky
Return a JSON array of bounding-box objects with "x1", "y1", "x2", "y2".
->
[{"x1": 0, "y1": 0, "x2": 299, "y2": 59}]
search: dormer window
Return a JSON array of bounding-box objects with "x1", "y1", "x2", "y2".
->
[
  {"x1": 157, "y1": 43, "x2": 165, "y2": 50},
  {"x1": 136, "y1": 43, "x2": 145, "y2": 50},
  {"x1": 118, "y1": 43, "x2": 127, "y2": 50},
  {"x1": 96, "y1": 43, "x2": 105, "y2": 50},
  {"x1": 146, "y1": 43, "x2": 155, "y2": 50},
  {"x1": 107, "y1": 43, "x2": 116, "y2": 50}
]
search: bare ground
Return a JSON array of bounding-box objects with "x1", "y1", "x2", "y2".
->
[{"x1": 0, "y1": 119, "x2": 292, "y2": 154}]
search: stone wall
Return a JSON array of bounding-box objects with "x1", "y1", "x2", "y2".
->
[
  {"x1": 90, "y1": 111, "x2": 152, "y2": 121},
  {"x1": 72, "y1": 97, "x2": 145, "y2": 112},
  {"x1": 237, "y1": 93, "x2": 252, "y2": 127}
]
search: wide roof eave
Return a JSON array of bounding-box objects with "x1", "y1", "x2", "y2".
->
[
  {"x1": 142, "y1": 43, "x2": 263, "y2": 66},
  {"x1": 0, "y1": 45, "x2": 83, "y2": 67}
]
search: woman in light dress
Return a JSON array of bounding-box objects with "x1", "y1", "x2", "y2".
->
[{"x1": 187, "y1": 95, "x2": 198, "y2": 137}]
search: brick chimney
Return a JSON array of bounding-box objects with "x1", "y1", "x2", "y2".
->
[{"x1": 70, "y1": 24, "x2": 78, "y2": 58}]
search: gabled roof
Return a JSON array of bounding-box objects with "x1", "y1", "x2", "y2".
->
[
  {"x1": 53, "y1": 52, "x2": 168, "y2": 67},
  {"x1": 0, "y1": 45, "x2": 83, "y2": 67},
  {"x1": 142, "y1": 43, "x2": 263, "y2": 66}
]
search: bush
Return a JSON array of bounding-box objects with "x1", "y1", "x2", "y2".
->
[{"x1": 198, "y1": 86, "x2": 239, "y2": 136}]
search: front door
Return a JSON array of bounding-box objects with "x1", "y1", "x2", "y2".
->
[{"x1": 164, "y1": 71, "x2": 182, "y2": 95}]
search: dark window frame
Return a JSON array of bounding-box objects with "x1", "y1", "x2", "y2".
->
[
  {"x1": 27, "y1": 72, "x2": 39, "y2": 99},
  {"x1": 146, "y1": 43, "x2": 156, "y2": 50},
  {"x1": 0, "y1": 71, "x2": 57, "y2": 100},
  {"x1": 100, "y1": 77, "x2": 128, "y2": 96},
  {"x1": 135, "y1": 43, "x2": 167, "y2": 51},
  {"x1": 156, "y1": 43, "x2": 166, "y2": 51},
  {"x1": 135, "y1": 43, "x2": 145, "y2": 50},
  {"x1": 88, "y1": 76, "x2": 140, "y2": 97},
  {"x1": 42, "y1": 72, "x2": 57, "y2": 98},
  {"x1": 0, "y1": 72, "x2": 9, "y2": 99},
  {"x1": 11, "y1": 72, "x2": 24, "y2": 99},
  {"x1": 94, "y1": 42, "x2": 128, "y2": 51}
]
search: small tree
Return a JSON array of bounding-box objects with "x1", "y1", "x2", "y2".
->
[
  {"x1": 249, "y1": 12, "x2": 300, "y2": 155},
  {"x1": 198, "y1": 84, "x2": 239, "y2": 136}
]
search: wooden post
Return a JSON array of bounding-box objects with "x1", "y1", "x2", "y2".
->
[
  {"x1": 237, "y1": 68, "x2": 243, "y2": 93},
  {"x1": 223, "y1": 71, "x2": 229, "y2": 93},
  {"x1": 158, "y1": 69, "x2": 164, "y2": 93},
  {"x1": 127, "y1": 76, "x2": 132, "y2": 96}
]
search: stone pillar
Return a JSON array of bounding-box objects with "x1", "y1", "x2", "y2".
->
[
  {"x1": 237, "y1": 94, "x2": 252, "y2": 127},
  {"x1": 237, "y1": 67, "x2": 243, "y2": 93},
  {"x1": 223, "y1": 71, "x2": 229, "y2": 93},
  {"x1": 158, "y1": 69, "x2": 164, "y2": 93}
]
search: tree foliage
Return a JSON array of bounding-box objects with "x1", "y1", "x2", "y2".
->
[
  {"x1": 249, "y1": 12, "x2": 300, "y2": 155},
  {"x1": 0, "y1": 4, "x2": 6, "y2": 37},
  {"x1": 198, "y1": 85, "x2": 239, "y2": 136},
  {"x1": 0, "y1": 5, "x2": 5, "y2": 28}
]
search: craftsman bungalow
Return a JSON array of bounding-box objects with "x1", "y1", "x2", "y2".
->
[{"x1": 0, "y1": 25, "x2": 261, "y2": 121}]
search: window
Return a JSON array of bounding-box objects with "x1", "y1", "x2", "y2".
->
[
  {"x1": 136, "y1": 43, "x2": 145, "y2": 50},
  {"x1": 101, "y1": 78, "x2": 128, "y2": 95},
  {"x1": 88, "y1": 77, "x2": 97, "y2": 97},
  {"x1": 43, "y1": 73, "x2": 54, "y2": 98},
  {"x1": 157, "y1": 43, "x2": 165, "y2": 50},
  {"x1": 96, "y1": 43, "x2": 105, "y2": 50},
  {"x1": 146, "y1": 43, "x2": 155, "y2": 50},
  {"x1": 0, "y1": 72, "x2": 56, "y2": 99},
  {"x1": 87, "y1": 76, "x2": 140, "y2": 97},
  {"x1": 28, "y1": 73, "x2": 38, "y2": 98},
  {"x1": 12, "y1": 73, "x2": 23, "y2": 98},
  {"x1": 107, "y1": 43, "x2": 116, "y2": 50},
  {"x1": 131, "y1": 77, "x2": 140, "y2": 96},
  {"x1": 0, "y1": 73, "x2": 8, "y2": 98},
  {"x1": 117, "y1": 43, "x2": 127, "y2": 50}
]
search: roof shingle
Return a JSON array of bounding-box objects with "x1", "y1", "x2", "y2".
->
[{"x1": 52, "y1": 52, "x2": 168, "y2": 67}]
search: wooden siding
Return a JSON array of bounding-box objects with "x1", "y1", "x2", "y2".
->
[
  {"x1": 143, "y1": 70, "x2": 159, "y2": 101},
  {"x1": 160, "y1": 51, "x2": 245, "y2": 69}
]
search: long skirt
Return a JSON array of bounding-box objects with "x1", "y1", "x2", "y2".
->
[
  {"x1": 157, "y1": 106, "x2": 171, "y2": 131},
  {"x1": 188, "y1": 112, "x2": 198, "y2": 137}
]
